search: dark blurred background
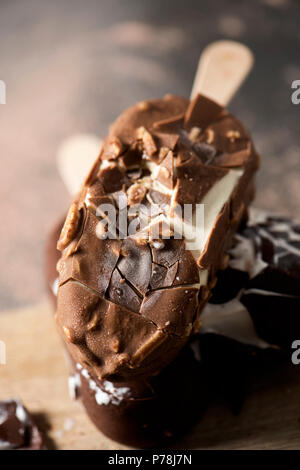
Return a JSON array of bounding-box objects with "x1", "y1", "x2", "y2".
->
[{"x1": 0, "y1": 0, "x2": 299, "y2": 310}]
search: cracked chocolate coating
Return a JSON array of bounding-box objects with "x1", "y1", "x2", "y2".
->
[{"x1": 56, "y1": 94, "x2": 259, "y2": 381}]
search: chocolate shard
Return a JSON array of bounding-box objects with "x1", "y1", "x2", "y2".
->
[
  {"x1": 173, "y1": 249, "x2": 200, "y2": 285},
  {"x1": 150, "y1": 262, "x2": 178, "y2": 290},
  {"x1": 0, "y1": 399, "x2": 44, "y2": 450},
  {"x1": 156, "y1": 150, "x2": 175, "y2": 190},
  {"x1": 153, "y1": 132, "x2": 179, "y2": 151},
  {"x1": 184, "y1": 94, "x2": 224, "y2": 130},
  {"x1": 107, "y1": 268, "x2": 142, "y2": 313},
  {"x1": 136, "y1": 126, "x2": 157, "y2": 157},
  {"x1": 98, "y1": 162, "x2": 128, "y2": 193},
  {"x1": 174, "y1": 149, "x2": 228, "y2": 207},
  {"x1": 117, "y1": 237, "x2": 152, "y2": 295},
  {"x1": 119, "y1": 141, "x2": 142, "y2": 169},
  {"x1": 151, "y1": 238, "x2": 184, "y2": 268},
  {"x1": 140, "y1": 286, "x2": 198, "y2": 336},
  {"x1": 101, "y1": 136, "x2": 124, "y2": 161},
  {"x1": 152, "y1": 114, "x2": 184, "y2": 134},
  {"x1": 58, "y1": 210, "x2": 121, "y2": 296}
]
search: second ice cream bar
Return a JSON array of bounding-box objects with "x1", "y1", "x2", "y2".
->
[
  {"x1": 56, "y1": 93, "x2": 260, "y2": 381},
  {"x1": 201, "y1": 209, "x2": 300, "y2": 349}
]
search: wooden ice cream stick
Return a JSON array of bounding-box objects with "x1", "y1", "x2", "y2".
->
[
  {"x1": 190, "y1": 40, "x2": 254, "y2": 105},
  {"x1": 57, "y1": 40, "x2": 254, "y2": 194},
  {"x1": 57, "y1": 134, "x2": 102, "y2": 196}
]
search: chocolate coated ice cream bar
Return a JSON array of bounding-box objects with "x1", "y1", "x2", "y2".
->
[
  {"x1": 47, "y1": 208, "x2": 300, "y2": 445},
  {"x1": 55, "y1": 93, "x2": 260, "y2": 382}
]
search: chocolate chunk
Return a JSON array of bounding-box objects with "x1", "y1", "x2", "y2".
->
[
  {"x1": 151, "y1": 238, "x2": 184, "y2": 268},
  {"x1": 153, "y1": 114, "x2": 184, "y2": 134},
  {"x1": 149, "y1": 263, "x2": 168, "y2": 290},
  {"x1": 150, "y1": 262, "x2": 178, "y2": 290},
  {"x1": 101, "y1": 136, "x2": 124, "y2": 160},
  {"x1": 153, "y1": 132, "x2": 179, "y2": 151},
  {"x1": 119, "y1": 141, "x2": 142, "y2": 169},
  {"x1": 136, "y1": 127, "x2": 157, "y2": 157},
  {"x1": 0, "y1": 400, "x2": 44, "y2": 450},
  {"x1": 173, "y1": 249, "x2": 200, "y2": 285},
  {"x1": 98, "y1": 162, "x2": 128, "y2": 193},
  {"x1": 184, "y1": 94, "x2": 224, "y2": 130},
  {"x1": 107, "y1": 269, "x2": 142, "y2": 313},
  {"x1": 151, "y1": 239, "x2": 200, "y2": 289},
  {"x1": 174, "y1": 150, "x2": 228, "y2": 206},
  {"x1": 156, "y1": 150, "x2": 175, "y2": 189}
]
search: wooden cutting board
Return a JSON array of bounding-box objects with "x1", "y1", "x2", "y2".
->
[{"x1": 1, "y1": 301, "x2": 300, "y2": 450}]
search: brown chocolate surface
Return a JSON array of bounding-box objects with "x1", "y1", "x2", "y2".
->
[
  {"x1": 56, "y1": 94, "x2": 259, "y2": 381},
  {"x1": 72, "y1": 345, "x2": 207, "y2": 448}
]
